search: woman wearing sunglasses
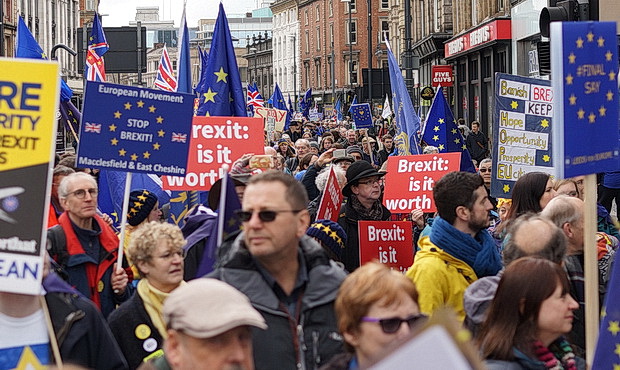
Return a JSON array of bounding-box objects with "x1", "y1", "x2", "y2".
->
[
  {"x1": 321, "y1": 262, "x2": 425, "y2": 369},
  {"x1": 479, "y1": 257, "x2": 583, "y2": 370},
  {"x1": 108, "y1": 222, "x2": 186, "y2": 369}
]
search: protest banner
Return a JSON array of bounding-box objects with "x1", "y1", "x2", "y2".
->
[
  {"x1": 77, "y1": 81, "x2": 194, "y2": 176},
  {"x1": 358, "y1": 220, "x2": 413, "y2": 273},
  {"x1": 491, "y1": 73, "x2": 555, "y2": 198},
  {"x1": 0, "y1": 58, "x2": 60, "y2": 294},
  {"x1": 253, "y1": 106, "x2": 287, "y2": 132},
  {"x1": 315, "y1": 166, "x2": 343, "y2": 222},
  {"x1": 163, "y1": 116, "x2": 264, "y2": 191},
  {"x1": 382, "y1": 153, "x2": 461, "y2": 213}
]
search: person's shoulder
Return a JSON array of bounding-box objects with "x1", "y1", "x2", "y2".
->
[{"x1": 108, "y1": 292, "x2": 141, "y2": 323}]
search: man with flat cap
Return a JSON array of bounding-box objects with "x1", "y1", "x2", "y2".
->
[
  {"x1": 142, "y1": 278, "x2": 267, "y2": 370},
  {"x1": 338, "y1": 161, "x2": 391, "y2": 272}
]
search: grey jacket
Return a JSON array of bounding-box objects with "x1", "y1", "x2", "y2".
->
[
  {"x1": 209, "y1": 234, "x2": 347, "y2": 370},
  {"x1": 462, "y1": 274, "x2": 501, "y2": 338}
]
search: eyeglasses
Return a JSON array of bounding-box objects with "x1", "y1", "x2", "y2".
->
[
  {"x1": 361, "y1": 314, "x2": 428, "y2": 334},
  {"x1": 68, "y1": 188, "x2": 98, "y2": 199},
  {"x1": 357, "y1": 178, "x2": 381, "y2": 186},
  {"x1": 479, "y1": 168, "x2": 491, "y2": 173},
  {"x1": 235, "y1": 209, "x2": 304, "y2": 222},
  {"x1": 155, "y1": 249, "x2": 186, "y2": 260}
]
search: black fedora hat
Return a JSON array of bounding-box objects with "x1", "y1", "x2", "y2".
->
[{"x1": 342, "y1": 161, "x2": 386, "y2": 196}]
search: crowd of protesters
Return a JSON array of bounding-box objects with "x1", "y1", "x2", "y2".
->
[{"x1": 1, "y1": 115, "x2": 618, "y2": 370}]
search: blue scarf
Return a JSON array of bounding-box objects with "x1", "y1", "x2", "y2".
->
[{"x1": 429, "y1": 217, "x2": 502, "y2": 278}]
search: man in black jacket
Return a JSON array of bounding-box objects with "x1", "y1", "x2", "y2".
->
[{"x1": 465, "y1": 121, "x2": 489, "y2": 164}]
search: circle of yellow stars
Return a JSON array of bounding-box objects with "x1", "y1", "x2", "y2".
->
[{"x1": 109, "y1": 99, "x2": 165, "y2": 159}]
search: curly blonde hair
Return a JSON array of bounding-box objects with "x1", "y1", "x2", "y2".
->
[{"x1": 128, "y1": 221, "x2": 185, "y2": 269}]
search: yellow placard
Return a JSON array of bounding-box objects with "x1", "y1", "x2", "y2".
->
[{"x1": 0, "y1": 58, "x2": 60, "y2": 171}]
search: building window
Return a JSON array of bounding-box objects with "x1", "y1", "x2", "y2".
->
[
  {"x1": 345, "y1": 0, "x2": 356, "y2": 13},
  {"x1": 434, "y1": 0, "x2": 440, "y2": 32},
  {"x1": 329, "y1": 0, "x2": 333, "y2": 16},
  {"x1": 496, "y1": 50, "x2": 507, "y2": 73},
  {"x1": 85, "y1": 0, "x2": 96, "y2": 10},
  {"x1": 315, "y1": 62, "x2": 321, "y2": 88},
  {"x1": 305, "y1": 10, "x2": 309, "y2": 25},
  {"x1": 469, "y1": 58, "x2": 479, "y2": 81},
  {"x1": 471, "y1": 0, "x2": 478, "y2": 25},
  {"x1": 380, "y1": 20, "x2": 389, "y2": 43},
  {"x1": 316, "y1": 27, "x2": 321, "y2": 50},
  {"x1": 346, "y1": 20, "x2": 357, "y2": 45},
  {"x1": 482, "y1": 55, "x2": 492, "y2": 79},
  {"x1": 316, "y1": 5, "x2": 320, "y2": 21},
  {"x1": 351, "y1": 60, "x2": 358, "y2": 84},
  {"x1": 329, "y1": 24, "x2": 334, "y2": 46},
  {"x1": 305, "y1": 30, "x2": 310, "y2": 53},
  {"x1": 304, "y1": 62, "x2": 311, "y2": 89},
  {"x1": 380, "y1": 0, "x2": 389, "y2": 10}
]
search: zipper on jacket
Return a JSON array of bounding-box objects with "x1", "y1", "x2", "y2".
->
[
  {"x1": 297, "y1": 323, "x2": 307, "y2": 370},
  {"x1": 312, "y1": 330, "x2": 320, "y2": 368}
]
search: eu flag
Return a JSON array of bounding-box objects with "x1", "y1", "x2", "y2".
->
[
  {"x1": 348, "y1": 95, "x2": 358, "y2": 113},
  {"x1": 422, "y1": 86, "x2": 476, "y2": 172},
  {"x1": 351, "y1": 103, "x2": 374, "y2": 129},
  {"x1": 299, "y1": 88, "x2": 313, "y2": 118},
  {"x1": 194, "y1": 45, "x2": 210, "y2": 95},
  {"x1": 58, "y1": 100, "x2": 81, "y2": 143},
  {"x1": 593, "y1": 258, "x2": 620, "y2": 368},
  {"x1": 176, "y1": 6, "x2": 192, "y2": 94},
  {"x1": 386, "y1": 41, "x2": 421, "y2": 155},
  {"x1": 270, "y1": 83, "x2": 290, "y2": 128},
  {"x1": 85, "y1": 12, "x2": 108, "y2": 82},
  {"x1": 335, "y1": 99, "x2": 343, "y2": 121},
  {"x1": 15, "y1": 16, "x2": 73, "y2": 102},
  {"x1": 195, "y1": 173, "x2": 242, "y2": 278},
  {"x1": 196, "y1": 3, "x2": 246, "y2": 116}
]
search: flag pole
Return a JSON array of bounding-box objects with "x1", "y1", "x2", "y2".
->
[
  {"x1": 115, "y1": 172, "x2": 132, "y2": 275},
  {"x1": 584, "y1": 173, "x2": 599, "y2": 365}
]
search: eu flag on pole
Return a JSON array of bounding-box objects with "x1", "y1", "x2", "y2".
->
[
  {"x1": 350, "y1": 103, "x2": 374, "y2": 129},
  {"x1": 593, "y1": 259, "x2": 620, "y2": 368},
  {"x1": 299, "y1": 88, "x2": 313, "y2": 117},
  {"x1": 386, "y1": 40, "x2": 421, "y2": 155},
  {"x1": 195, "y1": 173, "x2": 242, "y2": 278},
  {"x1": 196, "y1": 3, "x2": 246, "y2": 116},
  {"x1": 85, "y1": 12, "x2": 108, "y2": 82},
  {"x1": 347, "y1": 95, "x2": 358, "y2": 113},
  {"x1": 270, "y1": 83, "x2": 291, "y2": 128},
  {"x1": 422, "y1": 86, "x2": 476, "y2": 173},
  {"x1": 194, "y1": 45, "x2": 210, "y2": 95},
  {"x1": 176, "y1": 6, "x2": 192, "y2": 94},
  {"x1": 16, "y1": 16, "x2": 73, "y2": 102},
  {"x1": 335, "y1": 99, "x2": 343, "y2": 121},
  {"x1": 58, "y1": 99, "x2": 81, "y2": 143}
]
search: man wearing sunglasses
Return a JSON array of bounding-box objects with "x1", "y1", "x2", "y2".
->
[
  {"x1": 209, "y1": 170, "x2": 347, "y2": 369},
  {"x1": 47, "y1": 172, "x2": 131, "y2": 318}
]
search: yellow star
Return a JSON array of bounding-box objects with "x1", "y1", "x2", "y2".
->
[
  {"x1": 540, "y1": 119, "x2": 549, "y2": 128},
  {"x1": 134, "y1": 201, "x2": 143, "y2": 208},
  {"x1": 156, "y1": 116, "x2": 164, "y2": 124},
  {"x1": 119, "y1": 148, "x2": 127, "y2": 156},
  {"x1": 432, "y1": 135, "x2": 439, "y2": 141},
  {"x1": 598, "y1": 36, "x2": 605, "y2": 47},
  {"x1": 542, "y1": 154, "x2": 550, "y2": 162},
  {"x1": 462, "y1": 144, "x2": 467, "y2": 150},
  {"x1": 109, "y1": 124, "x2": 117, "y2": 132},
  {"x1": 205, "y1": 111, "x2": 211, "y2": 117},
  {"x1": 438, "y1": 144, "x2": 445, "y2": 151},
  {"x1": 615, "y1": 343, "x2": 620, "y2": 357},
  {"x1": 454, "y1": 138, "x2": 460, "y2": 144},
  {"x1": 609, "y1": 321, "x2": 620, "y2": 336},
  {"x1": 586, "y1": 31, "x2": 595, "y2": 42},
  {"x1": 503, "y1": 184, "x2": 510, "y2": 193},
  {"x1": 451, "y1": 128, "x2": 457, "y2": 134},
  {"x1": 143, "y1": 151, "x2": 151, "y2": 159},
  {"x1": 577, "y1": 108, "x2": 585, "y2": 119},
  {"x1": 137, "y1": 100, "x2": 145, "y2": 108},
  {"x1": 158, "y1": 129, "x2": 165, "y2": 137},
  {"x1": 565, "y1": 74, "x2": 574, "y2": 85},
  {"x1": 153, "y1": 142, "x2": 161, "y2": 150},
  {"x1": 124, "y1": 102, "x2": 132, "y2": 110},
  {"x1": 599, "y1": 105, "x2": 607, "y2": 117},
  {"x1": 149, "y1": 105, "x2": 157, "y2": 113},
  {"x1": 137, "y1": 194, "x2": 147, "y2": 201},
  {"x1": 433, "y1": 125, "x2": 440, "y2": 132},
  {"x1": 111, "y1": 138, "x2": 118, "y2": 145},
  {"x1": 510, "y1": 101, "x2": 518, "y2": 109},
  {"x1": 609, "y1": 70, "x2": 617, "y2": 81},
  {"x1": 607, "y1": 90, "x2": 614, "y2": 101},
  {"x1": 576, "y1": 37, "x2": 584, "y2": 48},
  {"x1": 15, "y1": 345, "x2": 45, "y2": 370},
  {"x1": 131, "y1": 153, "x2": 138, "y2": 161},
  {"x1": 113, "y1": 111, "x2": 122, "y2": 119},
  {"x1": 438, "y1": 118, "x2": 445, "y2": 124},
  {"x1": 568, "y1": 53, "x2": 576, "y2": 64},
  {"x1": 203, "y1": 88, "x2": 218, "y2": 103},
  {"x1": 614, "y1": 364, "x2": 620, "y2": 370},
  {"x1": 606, "y1": 51, "x2": 614, "y2": 61},
  {"x1": 568, "y1": 94, "x2": 577, "y2": 105},
  {"x1": 214, "y1": 67, "x2": 228, "y2": 83},
  {"x1": 588, "y1": 112, "x2": 596, "y2": 123}
]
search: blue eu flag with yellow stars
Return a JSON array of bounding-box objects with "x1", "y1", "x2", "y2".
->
[
  {"x1": 593, "y1": 258, "x2": 620, "y2": 368},
  {"x1": 422, "y1": 86, "x2": 476, "y2": 173},
  {"x1": 269, "y1": 83, "x2": 290, "y2": 128},
  {"x1": 196, "y1": 3, "x2": 246, "y2": 117},
  {"x1": 351, "y1": 103, "x2": 373, "y2": 129}
]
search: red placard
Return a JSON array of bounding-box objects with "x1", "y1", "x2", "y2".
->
[
  {"x1": 382, "y1": 153, "x2": 461, "y2": 213},
  {"x1": 162, "y1": 116, "x2": 265, "y2": 190},
  {"x1": 316, "y1": 166, "x2": 343, "y2": 222},
  {"x1": 358, "y1": 221, "x2": 414, "y2": 273},
  {"x1": 431, "y1": 65, "x2": 453, "y2": 87}
]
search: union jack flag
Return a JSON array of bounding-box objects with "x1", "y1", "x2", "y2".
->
[
  {"x1": 84, "y1": 122, "x2": 101, "y2": 133},
  {"x1": 154, "y1": 45, "x2": 177, "y2": 92},
  {"x1": 247, "y1": 83, "x2": 264, "y2": 108},
  {"x1": 171, "y1": 133, "x2": 187, "y2": 143},
  {"x1": 85, "y1": 13, "x2": 108, "y2": 82}
]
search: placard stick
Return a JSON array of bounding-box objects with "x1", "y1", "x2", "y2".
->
[
  {"x1": 115, "y1": 172, "x2": 133, "y2": 274},
  {"x1": 583, "y1": 173, "x2": 599, "y2": 365},
  {"x1": 41, "y1": 296, "x2": 63, "y2": 368}
]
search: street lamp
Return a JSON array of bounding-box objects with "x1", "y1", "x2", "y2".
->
[
  {"x1": 342, "y1": 0, "x2": 353, "y2": 109},
  {"x1": 287, "y1": 34, "x2": 297, "y2": 111},
  {"x1": 367, "y1": 0, "x2": 372, "y2": 108}
]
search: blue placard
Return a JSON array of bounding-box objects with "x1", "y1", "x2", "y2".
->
[
  {"x1": 550, "y1": 21, "x2": 619, "y2": 178},
  {"x1": 76, "y1": 82, "x2": 194, "y2": 176},
  {"x1": 350, "y1": 103, "x2": 374, "y2": 129},
  {"x1": 491, "y1": 73, "x2": 555, "y2": 198}
]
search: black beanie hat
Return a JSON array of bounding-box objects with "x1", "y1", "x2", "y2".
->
[{"x1": 127, "y1": 190, "x2": 158, "y2": 226}]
